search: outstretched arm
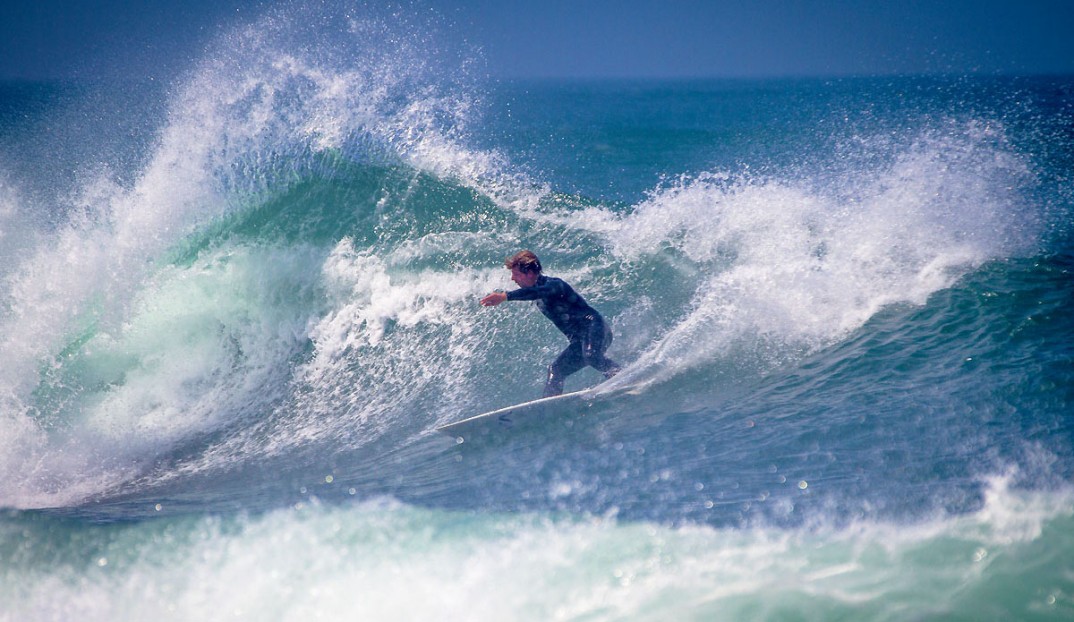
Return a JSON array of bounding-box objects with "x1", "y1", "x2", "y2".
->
[{"x1": 480, "y1": 291, "x2": 508, "y2": 307}]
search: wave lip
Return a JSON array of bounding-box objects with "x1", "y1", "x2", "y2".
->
[
  {"x1": 598, "y1": 120, "x2": 1036, "y2": 388},
  {"x1": 0, "y1": 3, "x2": 487, "y2": 509}
]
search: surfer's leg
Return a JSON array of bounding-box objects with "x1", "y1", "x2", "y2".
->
[
  {"x1": 582, "y1": 317, "x2": 621, "y2": 379},
  {"x1": 545, "y1": 341, "x2": 585, "y2": 397}
]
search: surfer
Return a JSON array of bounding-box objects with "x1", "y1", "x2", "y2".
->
[{"x1": 481, "y1": 250, "x2": 620, "y2": 397}]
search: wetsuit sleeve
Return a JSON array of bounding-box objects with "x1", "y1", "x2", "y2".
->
[{"x1": 505, "y1": 279, "x2": 566, "y2": 301}]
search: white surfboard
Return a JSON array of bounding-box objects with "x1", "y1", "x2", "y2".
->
[{"x1": 436, "y1": 383, "x2": 640, "y2": 437}]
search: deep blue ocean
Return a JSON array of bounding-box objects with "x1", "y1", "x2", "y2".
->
[{"x1": 2, "y1": 6, "x2": 1073, "y2": 621}]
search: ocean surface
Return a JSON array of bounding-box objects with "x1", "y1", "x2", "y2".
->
[{"x1": 2, "y1": 6, "x2": 1073, "y2": 621}]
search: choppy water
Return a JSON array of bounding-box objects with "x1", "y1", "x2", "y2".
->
[{"x1": 1, "y1": 4, "x2": 1072, "y2": 620}]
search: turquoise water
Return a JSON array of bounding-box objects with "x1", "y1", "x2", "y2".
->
[{"x1": 2, "y1": 5, "x2": 1073, "y2": 621}]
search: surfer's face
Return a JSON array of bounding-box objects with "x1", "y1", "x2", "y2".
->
[{"x1": 511, "y1": 266, "x2": 539, "y2": 288}]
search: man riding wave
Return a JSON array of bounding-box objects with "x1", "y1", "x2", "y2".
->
[{"x1": 480, "y1": 250, "x2": 620, "y2": 397}]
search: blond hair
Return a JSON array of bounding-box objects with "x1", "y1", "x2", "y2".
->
[{"x1": 505, "y1": 250, "x2": 542, "y2": 274}]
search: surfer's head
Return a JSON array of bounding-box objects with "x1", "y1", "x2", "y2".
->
[
  {"x1": 506, "y1": 250, "x2": 542, "y2": 275},
  {"x1": 506, "y1": 250, "x2": 542, "y2": 288}
]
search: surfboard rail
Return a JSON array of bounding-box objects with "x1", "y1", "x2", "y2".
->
[{"x1": 436, "y1": 383, "x2": 642, "y2": 436}]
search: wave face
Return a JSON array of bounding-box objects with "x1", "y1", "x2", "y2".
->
[{"x1": 2, "y1": 4, "x2": 1073, "y2": 620}]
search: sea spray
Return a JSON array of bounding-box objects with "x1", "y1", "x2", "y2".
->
[
  {"x1": 0, "y1": 6, "x2": 1072, "y2": 621},
  {"x1": 0, "y1": 4, "x2": 485, "y2": 508},
  {"x1": 581, "y1": 120, "x2": 1036, "y2": 388}
]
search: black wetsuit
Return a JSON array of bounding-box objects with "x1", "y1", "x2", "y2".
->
[{"x1": 506, "y1": 275, "x2": 621, "y2": 396}]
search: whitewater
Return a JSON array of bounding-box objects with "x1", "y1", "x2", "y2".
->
[{"x1": 2, "y1": 4, "x2": 1072, "y2": 621}]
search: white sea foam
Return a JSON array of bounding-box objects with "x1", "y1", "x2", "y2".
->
[
  {"x1": 574, "y1": 122, "x2": 1035, "y2": 388},
  {"x1": 0, "y1": 5, "x2": 485, "y2": 507},
  {"x1": 2, "y1": 475, "x2": 1070, "y2": 621},
  {"x1": 167, "y1": 237, "x2": 502, "y2": 472},
  {"x1": 0, "y1": 0, "x2": 1042, "y2": 510}
]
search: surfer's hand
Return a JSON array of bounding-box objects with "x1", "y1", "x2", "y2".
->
[{"x1": 481, "y1": 292, "x2": 507, "y2": 307}]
